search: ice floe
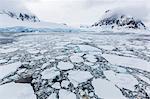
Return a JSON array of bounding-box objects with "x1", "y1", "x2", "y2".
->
[
  {"x1": 0, "y1": 62, "x2": 21, "y2": 79},
  {"x1": 78, "y1": 45, "x2": 100, "y2": 52},
  {"x1": 57, "y1": 61, "x2": 74, "y2": 70},
  {"x1": 59, "y1": 89, "x2": 76, "y2": 99},
  {"x1": 70, "y1": 54, "x2": 84, "y2": 63},
  {"x1": 0, "y1": 82, "x2": 36, "y2": 99},
  {"x1": 0, "y1": 48, "x2": 18, "y2": 53},
  {"x1": 104, "y1": 70, "x2": 138, "y2": 91},
  {"x1": 84, "y1": 54, "x2": 97, "y2": 63},
  {"x1": 102, "y1": 54, "x2": 150, "y2": 72},
  {"x1": 92, "y1": 78, "x2": 126, "y2": 99},
  {"x1": 68, "y1": 70, "x2": 93, "y2": 87},
  {"x1": 41, "y1": 67, "x2": 60, "y2": 79},
  {"x1": 47, "y1": 93, "x2": 57, "y2": 99}
]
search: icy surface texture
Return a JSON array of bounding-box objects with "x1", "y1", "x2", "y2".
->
[{"x1": 0, "y1": 32, "x2": 150, "y2": 99}]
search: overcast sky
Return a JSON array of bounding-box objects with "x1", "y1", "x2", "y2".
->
[{"x1": 1, "y1": 0, "x2": 150, "y2": 26}]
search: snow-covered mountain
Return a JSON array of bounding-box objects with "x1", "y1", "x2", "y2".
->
[
  {"x1": 0, "y1": 8, "x2": 78, "y2": 33},
  {"x1": 91, "y1": 10, "x2": 146, "y2": 30},
  {"x1": 0, "y1": 10, "x2": 40, "y2": 22}
]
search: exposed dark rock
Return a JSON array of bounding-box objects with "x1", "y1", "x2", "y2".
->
[
  {"x1": 1, "y1": 10, "x2": 40, "y2": 22},
  {"x1": 92, "y1": 10, "x2": 146, "y2": 30}
]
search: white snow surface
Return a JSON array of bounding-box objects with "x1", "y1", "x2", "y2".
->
[
  {"x1": 68, "y1": 70, "x2": 93, "y2": 87},
  {"x1": 0, "y1": 59, "x2": 7, "y2": 64},
  {"x1": 78, "y1": 45, "x2": 100, "y2": 52},
  {"x1": 59, "y1": 89, "x2": 76, "y2": 99},
  {"x1": 0, "y1": 62, "x2": 21, "y2": 79},
  {"x1": 0, "y1": 9, "x2": 79, "y2": 33},
  {"x1": 0, "y1": 13, "x2": 72, "y2": 29},
  {"x1": 0, "y1": 31, "x2": 150, "y2": 99},
  {"x1": 61, "y1": 80, "x2": 70, "y2": 88},
  {"x1": 104, "y1": 70, "x2": 138, "y2": 91},
  {"x1": 47, "y1": 93, "x2": 57, "y2": 99},
  {"x1": 70, "y1": 54, "x2": 84, "y2": 63},
  {"x1": 52, "y1": 82, "x2": 61, "y2": 89},
  {"x1": 0, "y1": 82, "x2": 36, "y2": 99},
  {"x1": 92, "y1": 78, "x2": 126, "y2": 99},
  {"x1": 27, "y1": 49, "x2": 40, "y2": 54},
  {"x1": 84, "y1": 54, "x2": 97, "y2": 63},
  {"x1": 57, "y1": 61, "x2": 74, "y2": 70},
  {"x1": 102, "y1": 54, "x2": 150, "y2": 72},
  {"x1": 41, "y1": 67, "x2": 60, "y2": 79},
  {"x1": 0, "y1": 48, "x2": 18, "y2": 53}
]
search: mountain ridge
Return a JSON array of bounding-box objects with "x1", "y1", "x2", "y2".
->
[
  {"x1": 0, "y1": 10, "x2": 40, "y2": 22},
  {"x1": 91, "y1": 10, "x2": 146, "y2": 30}
]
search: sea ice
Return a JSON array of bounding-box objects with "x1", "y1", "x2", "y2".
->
[
  {"x1": 92, "y1": 78, "x2": 126, "y2": 99},
  {"x1": 57, "y1": 61, "x2": 74, "y2": 70},
  {"x1": 0, "y1": 82, "x2": 36, "y2": 99}
]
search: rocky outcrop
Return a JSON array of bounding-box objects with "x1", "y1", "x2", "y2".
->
[
  {"x1": 92, "y1": 10, "x2": 146, "y2": 30},
  {"x1": 0, "y1": 10, "x2": 40, "y2": 22}
]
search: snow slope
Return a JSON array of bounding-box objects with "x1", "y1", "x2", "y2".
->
[
  {"x1": 0, "y1": 12, "x2": 71, "y2": 29},
  {"x1": 0, "y1": 9, "x2": 78, "y2": 33},
  {"x1": 81, "y1": 10, "x2": 150, "y2": 33},
  {"x1": 92, "y1": 10, "x2": 146, "y2": 30}
]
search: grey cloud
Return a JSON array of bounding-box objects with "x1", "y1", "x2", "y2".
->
[
  {"x1": 110, "y1": 4, "x2": 149, "y2": 22},
  {"x1": 0, "y1": 0, "x2": 30, "y2": 13},
  {"x1": 84, "y1": 0, "x2": 116, "y2": 8}
]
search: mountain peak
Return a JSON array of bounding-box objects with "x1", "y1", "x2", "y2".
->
[
  {"x1": 92, "y1": 10, "x2": 146, "y2": 30},
  {"x1": 0, "y1": 10, "x2": 40, "y2": 22}
]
